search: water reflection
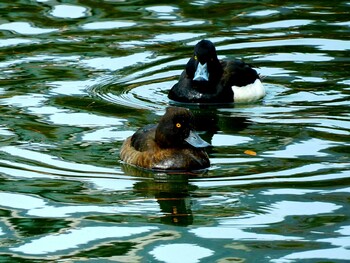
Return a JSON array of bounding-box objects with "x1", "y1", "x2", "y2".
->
[
  {"x1": 11, "y1": 225, "x2": 157, "y2": 255},
  {"x1": 134, "y1": 177, "x2": 194, "y2": 226},
  {"x1": 0, "y1": 38, "x2": 36, "y2": 47},
  {"x1": 219, "y1": 38, "x2": 350, "y2": 51},
  {"x1": 0, "y1": 22, "x2": 57, "y2": 35},
  {"x1": 279, "y1": 225, "x2": 350, "y2": 262},
  {"x1": 81, "y1": 21, "x2": 136, "y2": 30},
  {"x1": 122, "y1": 164, "x2": 200, "y2": 226},
  {"x1": 145, "y1": 5, "x2": 179, "y2": 20},
  {"x1": 241, "y1": 19, "x2": 313, "y2": 30},
  {"x1": 1, "y1": 0, "x2": 350, "y2": 262},
  {"x1": 49, "y1": 4, "x2": 89, "y2": 19},
  {"x1": 150, "y1": 243, "x2": 214, "y2": 263}
]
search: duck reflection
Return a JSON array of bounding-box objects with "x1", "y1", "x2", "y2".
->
[
  {"x1": 120, "y1": 107, "x2": 250, "y2": 226},
  {"x1": 121, "y1": 164, "x2": 203, "y2": 226},
  {"x1": 186, "y1": 105, "x2": 252, "y2": 145}
]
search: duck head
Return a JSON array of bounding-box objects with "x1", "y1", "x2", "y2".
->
[
  {"x1": 155, "y1": 107, "x2": 210, "y2": 149},
  {"x1": 186, "y1": 40, "x2": 222, "y2": 83}
]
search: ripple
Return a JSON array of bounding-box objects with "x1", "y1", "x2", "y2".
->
[
  {"x1": 0, "y1": 38, "x2": 38, "y2": 47},
  {"x1": 0, "y1": 126, "x2": 14, "y2": 137},
  {"x1": 81, "y1": 21, "x2": 136, "y2": 30},
  {"x1": 293, "y1": 76, "x2": 326, "y2": 83},
  {"x1": 90, "y1": 56, "x2": 179, "y2": 110},
  {"x1": 280, "y1": 247, "x2": 350, "y2": 262},
  {"x1": 219, "y1": 38, "x2": 350, "y2": 51},
  {"x1": 0, "y1": 94, "x2": 47, "y2": 108},
  {"x1": 338, "y1": 79, "x2": 350, "y2": 86},
  {"x1": 191, "y1": 227, "x2": 302, "y2": 241},
  {"x1": 331, "y1": 21, "x2": 350, "y2": 27},
  {"x1": 96, "y1": 90, "x2": 156, "y2": 110},
  {"x1": 191, "y1": 0, "x2": 220, "y2": 6},
  {"x1": 82, "y1": 128, "x2": 133, "y2": 142},
  {"x1": 241, "y1": 19, "x2": 314, "y2": 30},
  {"x1": 277, "y1": 225, "x2": 350, "y2": 262},
  {"x1": 0, "y1": 146, "x2": 121, "y2": 175},
  {"x1": 49, "y1": 79, "x2": 99, "y2": 96},
  {"x1": 211, "y1": 134, "x2": 253, "y2": 147},
  {"x1": 48, "y1": 111, "x2": 126, "y2": 127},
  {"x1": 80, "y1": 52, "x2": 159, "y2": 71},
  {"x1": 11, "y1": 224, "x2": 157, "y2": 254},
  {"x1": 192, "y1": 162, "x2": 350, "y2": 187},
  {"x1": 219, "y1": 200, "x2": 341, "y2": 226},
  {"x1": 244, "y1": 10, "x2": 280, "y2": 17},
  {"x1": 0, "y1": 189, "x2": 159, "y2": 219},
  {"x1": 0, "y1": 22, "x2": 57, "y2": 35},
  {"x1": 95, "y1": 79, "x2": 170, "y2": 110},
  {"x1": 255, "y1": 52, "x2": 333, "y2": 62},
  {"x1": 1, "y1": 1, "x2": 349, "y2": 262},
  {"x1": 119, "y1": 32, "x2": 206, "y2": 48},
  {"x1": 145, "y1": 5, "x2": 179, "y2": 20},
  {"x1": 0, "y1": 54, "x2": 80, "y2": 69},
  {"x1": 262, "y1": 138, "x2": 339, "y2": 158},
  {"x1": 145, "y1": 5, "x2": 178, "y2": 13},
  {"x1": 154, "y1": 32, "x2": 206, "y2": 42},
  {"x1": 50, "y1": 4, "x2": 89, "y2": 19},
  {"x1": 0, "y1": 93, "x2": 125, "y2": 127},
  {"x1": 150, "y1": 244, "x2": 213, "y2": 263},
  {"x1": 171, "y1": 20, "x2": 206, "y2": 26}
]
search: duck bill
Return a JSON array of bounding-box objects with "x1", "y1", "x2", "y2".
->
[
  {"x1": 185, "y1": 130, "x2": 211, "y2": 148},
  {"x1": 193, "y1": 62, "x2": 209, "y2": 81}
]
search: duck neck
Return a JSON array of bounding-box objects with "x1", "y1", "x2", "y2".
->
[
  {"x1": 207, "y1": 59, "x2": 223, "y2": 84},
  {"x1": 155, "y1": 128, "x2": 184, "y2": 149}
]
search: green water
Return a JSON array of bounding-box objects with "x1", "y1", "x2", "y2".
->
[{"x1": 0, "y1": 0, "x2": 349, "y2": 262}]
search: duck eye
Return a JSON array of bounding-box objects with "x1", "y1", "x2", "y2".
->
[
  {"x1": 194, "y1": 55, "x2": 197, "y2": 60},
  {"x1": 176, "y1": 123, "x2": 181, "y2": 128}
]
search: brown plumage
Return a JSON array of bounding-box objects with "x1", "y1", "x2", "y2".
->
[{"x1": 120, "y1": 107, "x2": 210, "y2": 171}]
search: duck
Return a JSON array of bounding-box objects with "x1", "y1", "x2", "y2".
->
[
  {"x1": 168, "y1": 39, "x2": 265, "y2": 104},
  {"x1": 120, "y1": 107, "x2": 210, "y2": 171}
]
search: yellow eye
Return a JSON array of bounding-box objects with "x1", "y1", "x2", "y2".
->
[
  {"x1": 194, "y1": 55, "x2": 197, "y2": 60},
  {"x1": 176, "y1": 123, "x2": 181, "y2": 128}
]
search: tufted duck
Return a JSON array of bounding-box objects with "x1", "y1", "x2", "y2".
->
[
  {"x1": 168, "y1": 39, "x2": 265, "y2": 104},
  {"x1": 120, "y1": 107, "x2": 210, "y2": 171}
]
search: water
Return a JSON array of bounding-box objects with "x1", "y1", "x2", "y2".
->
[{"x1": 0, "y1": 0, "x2": 349, "y2": 262}]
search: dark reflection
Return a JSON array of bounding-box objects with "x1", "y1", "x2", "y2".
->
[
  {"x1": 168, "y1": 104, "x2": 252, "y2": 145},
  {"x1": 121, "y1": 164, "x2": 199, "y2": 226},
  {"x1": 135, "y1": 177, "x2": 195, "y2": 226},
  {"x1": 9, "y1": 218, "x2": 73, "y2": 237},
  {"x1": 68, "y1": 241, "x2": 137, "y2": 259},
  {"x1": 0, "y1": 255, "x2": 49, "y2": 263},
  {"x1": 119, "y1": 107, "x2": 251, "y2": 226},
  {"x1": 193, "y1": 107, "x2": 251, "y2": 131}
]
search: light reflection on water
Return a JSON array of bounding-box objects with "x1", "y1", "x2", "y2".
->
[
  {"x1": 11, "y1": 226, "x2": 158, "y2": 255},
  {"x1": 0, "y1": 22, "x2": 57, "y2": 35},
  {"x1": 0, "y1": 0, "x2": 349, "y2": 262},
  {"x1": 49, "y1": 4, "x2": 89, "y2": 19}
]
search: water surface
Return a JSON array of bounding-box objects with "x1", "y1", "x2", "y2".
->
[{"x1": 0, "y1": 1, "x2": 349, "y2": 262}]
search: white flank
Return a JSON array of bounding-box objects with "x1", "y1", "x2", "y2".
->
[{"x1": 232, "y1": 79, "x2": 266, "y2": 103}]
